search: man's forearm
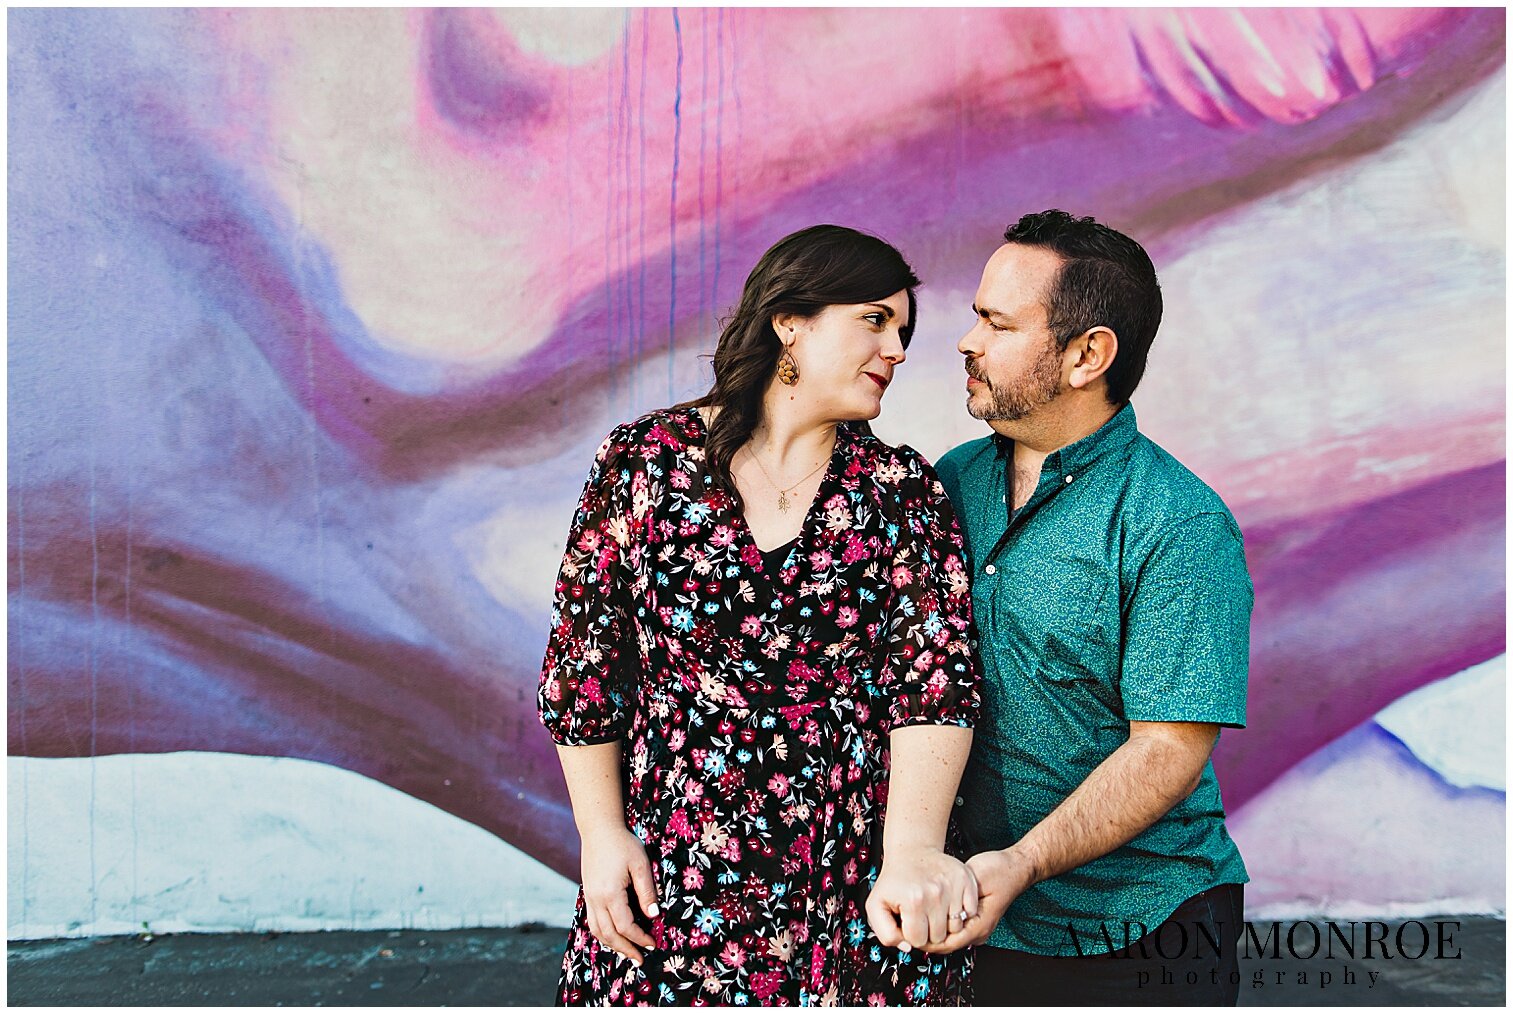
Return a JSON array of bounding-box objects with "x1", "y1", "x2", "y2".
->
[{"x1": 1010, "y1": 723, "x2": 1216, "y2": 884}]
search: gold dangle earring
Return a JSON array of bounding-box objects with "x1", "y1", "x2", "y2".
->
[
  {"x1": 777, "y1": 327, "x2": 799, "y2": 386},
  {"x1": 776, "y1": 347, "x2": 799, "y2": 386}
]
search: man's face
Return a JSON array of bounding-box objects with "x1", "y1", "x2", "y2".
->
[{"x1": 957, "y1": 243, "x2": 1068, "y2": 423}]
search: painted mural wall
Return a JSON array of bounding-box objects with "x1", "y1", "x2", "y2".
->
[{"x1": 8, "y1": 8, "x2": 1505, "y2": 938}]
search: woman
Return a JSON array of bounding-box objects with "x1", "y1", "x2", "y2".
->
[{"x1": 538, "y1": 226, "x2": 980, "y2": 1005}]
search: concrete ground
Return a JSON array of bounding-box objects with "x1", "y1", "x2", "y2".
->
[{"x1": 8, "y1": 918, "x2": 1504, "y2": 1006}]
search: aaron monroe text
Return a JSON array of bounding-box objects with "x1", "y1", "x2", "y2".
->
[{"x1": 1057, "y1": 918, "x2": 1464, "y2": 992}]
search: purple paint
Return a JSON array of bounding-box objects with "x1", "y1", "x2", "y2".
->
[
  {"x1": 7, "y1": 9, "x2": 1504, "y2": 897},
  {"x1": 423, "y1": 9, "x2": 549, "y2": 138}
]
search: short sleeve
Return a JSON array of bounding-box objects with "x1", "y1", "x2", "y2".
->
[
  {"x1": 537, "y1": 425, "x2": 642, "y2": 746},
  {"x1": 877, "y1": 451, "x2": 982, "y2": 734},
  {"x1": 1120, "y1": 512, "x2": 1253, "y2": 727}
]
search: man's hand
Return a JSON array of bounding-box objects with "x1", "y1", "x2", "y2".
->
[
  {"x1": 955, "y1": 847, "x2": 1038, "y2": 947},
  {"x1": 579, "y1": 825, "x2": 660, "y2": 966},
  {"x1": 865, "y1": 846, "x2": 980, "y2": 953}
]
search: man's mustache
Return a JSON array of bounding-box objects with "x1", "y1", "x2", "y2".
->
[{"x1": 964, "y1": 359, "x2": 987, "y2": 383}]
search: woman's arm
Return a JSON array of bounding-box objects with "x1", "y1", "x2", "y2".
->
[
  {"x1": 537, "y1": 425, "x2": 659, "y2": 963},
  {"x1": 864, "y1": 449, "x2": 985, "y2": 953},
  {"x1": 556, "y1": 741, "x2": 661, "y2": 966},
  {"x1": 864, "y1": 724, "x2": 978, "y2": 952}
]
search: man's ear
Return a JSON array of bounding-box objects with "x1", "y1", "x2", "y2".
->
[{"x1": 1068, "y1": 326, "x2": 1117, "y2": 391}]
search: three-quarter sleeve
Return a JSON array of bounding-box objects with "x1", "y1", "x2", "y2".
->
[
  {"x1": 877, "y1": 450, "x2": 981, "y2": 734},
  {"x1": 538, "y1": 425, "x2": 642, "y2": 745}
]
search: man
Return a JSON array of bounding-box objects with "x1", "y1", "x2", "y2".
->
[{"x1": 932, "y1": 210, "x2": 1253, "y2": 1004}]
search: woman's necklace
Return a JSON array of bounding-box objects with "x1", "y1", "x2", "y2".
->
[{"x1": 745, "y1": 437, "x2": 834, "y2": 513}]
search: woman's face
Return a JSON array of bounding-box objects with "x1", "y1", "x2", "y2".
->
[{"x1": 776, "y1": 288, "x2": 911, "y2": 422}]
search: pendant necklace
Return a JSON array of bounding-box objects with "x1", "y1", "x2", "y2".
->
[{"x1": 746, "y1": 438, "x2": 833, "y2": 513}]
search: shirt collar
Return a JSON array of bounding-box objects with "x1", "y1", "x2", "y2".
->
[{"x1": 992, "y1": 402, "x2": 1140, "y2": 474}]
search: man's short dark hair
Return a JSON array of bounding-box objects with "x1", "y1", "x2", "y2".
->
[{"x1": 1003, "y1": 210, "x2": 1162, "y2": 406}]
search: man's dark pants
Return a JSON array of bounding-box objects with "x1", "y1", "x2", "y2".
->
[{"x1": 972, "y1": 883, "x2": 1245, "y2": 1006}]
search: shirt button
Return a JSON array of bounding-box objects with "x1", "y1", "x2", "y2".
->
[
  {"x1": 1064, "y1": 474, "x2": 1074, "y2": 484},
  {"x1": 984, "y1": 564, "x2": 996, "y2": 575},
  {"x1": 955, "y1": 796, "x2": 964, "y2": 807}
]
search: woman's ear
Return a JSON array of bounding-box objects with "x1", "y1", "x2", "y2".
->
[{"x1": 771, "y1": 313, "x2": 801, "y2": 344}]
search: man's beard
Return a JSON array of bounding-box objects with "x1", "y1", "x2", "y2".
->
[{"x1": 966, "y1": 346, "x2": 1063, "y2": 421}]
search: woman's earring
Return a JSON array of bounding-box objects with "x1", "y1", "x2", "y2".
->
[{"x1": 776, "y1": 347, "x2": 800, "y2": 386}]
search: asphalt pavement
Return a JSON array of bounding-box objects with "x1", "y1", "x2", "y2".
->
[{"x1": 8, "y1": 917, "x2": 1504, "y2": 1006}]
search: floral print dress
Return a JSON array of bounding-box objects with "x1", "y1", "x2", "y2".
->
[{"x1": 538, "y1": 408, "x2": 979, "y2": 1006}]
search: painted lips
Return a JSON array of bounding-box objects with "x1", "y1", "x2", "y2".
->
[{"x1": 865, "y1": 372, "x2": 889, "y2": 391}]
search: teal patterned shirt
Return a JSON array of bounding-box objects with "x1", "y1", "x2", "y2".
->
[{"x1": 935, "y1": 404, "x2": 1251, "y2": 957}]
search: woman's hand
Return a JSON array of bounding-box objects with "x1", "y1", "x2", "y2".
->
[
  {"x1": 580, "y1": 824, "x2": 661, "y2": 966},
  {"x1": 865, "y1": 845, "x2": 980, "y2": 954}
]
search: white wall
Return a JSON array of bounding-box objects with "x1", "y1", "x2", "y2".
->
[{"x1": 8, "y1": 752, "x2": 578, "y2": 940}]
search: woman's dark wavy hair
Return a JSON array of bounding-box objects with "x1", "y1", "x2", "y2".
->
[{"x1": 678, "y1": 225, "x2": 920, "y2": 510}]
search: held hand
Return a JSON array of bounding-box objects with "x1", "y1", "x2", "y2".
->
[
  {"x1": 580, "y1": 825, "x2": 660, "y2": 966},
  {"x1": 864, "y1": 846, "x2": 980, "y2": 954},
  {"x1": 952, "y1": 848, "x2": 1038, "y2": 948}
]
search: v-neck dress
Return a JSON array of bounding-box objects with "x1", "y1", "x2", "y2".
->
[{"x1": 538, "y1": 407, "x2": 980, "y2": 1006}]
